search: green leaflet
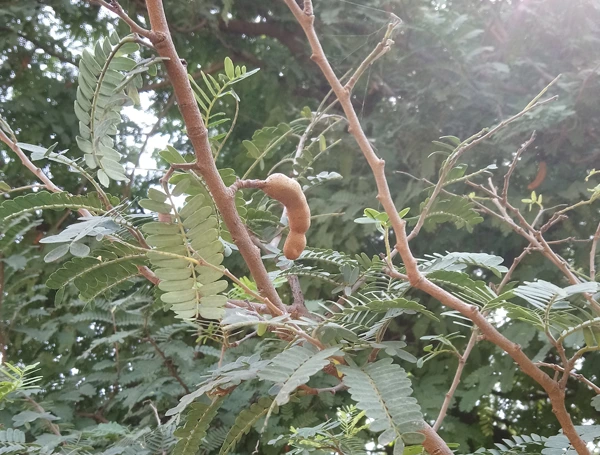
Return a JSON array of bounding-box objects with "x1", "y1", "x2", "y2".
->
[
  {"x1": 0, "y1": 428, "x2": 27, "y2": 454},
  {"x1": 0, "y1": 216, "x2": 42, "y2": 250},
  {"x1": 500, "y1": 280, "x2": 600, "y2": 337},
  {"x1": 0, "y1": 191, "x2": 111, "y2": 223},
  {"x1": 297, "y1": 247, "x2": 358, "y2": 268},
  {"x1": 142, "y1": 190, "x2": 227, "y2": 320},
  {"x1": 75, "y1": 32, "x2": 141, "y2": 186},
  {"x1": 427, "y1": 270, "x2": 497, "y2": 306},
  {"x1": 408, "y1": 193, "x2": 483, "y2": 233},
  {"x1": 339, "y1": 359, "x2": 424, "y2": 448},
  {"x1": 46, "y1": 243, "x2": 147, "y2": 303},
  {"x1": 258, "y1": 345, "x2": 341, "y2": 406},
  {"x1": 471, "y1": 433, "x2": 547, "y2": 455},
  {"x1": 0, "y1": 191, "x2": 115, "y2": 252},
  {"x1": 218, "y1": 397, "x2": 272, "y2": 455},
  {"x1": 172, "y1": 398, "x2": 224, "y2": 455},
  {"x1": 166, "y1": 167, "x2": 246, "y2": 243},
  {"x1": 420, "y1": 251, "x2": 508, "y2": 278}
]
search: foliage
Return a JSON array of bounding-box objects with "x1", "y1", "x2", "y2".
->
[
  {"x1": 0, "y1": 363, "x2": 41, "y2": 403},
  {"x1": 0, "y1": 1, "x2": 599, "y2": 455}
]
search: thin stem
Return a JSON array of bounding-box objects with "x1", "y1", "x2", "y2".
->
[
  {"x1": 146, "y1": 335, "x2": 190, "y2": 393},
  {"x1": 0, "y1": 129, "x2": 92, "y2": 218},
  {"x1": 502, "y1": 132, "x2": 537, "y2": 203},
  {"x1": 433, "y1": 328, "x2": 479, "y2": 431},
  {"x1": 214, "y1": 96, "x2": 239, "y2": 160},
  {"x1": 226, "y1": 299, "x2": 268, "y2": 314},
  {"x1": 0, "y1": 184, "x2": 47, "y2": 195},
  {"x1": 497, "y1": 246, "x2": 533, "y2": 294},
  {"x1": 298, "y1": 382, "x2": 346, "y2": 395},
  {"x1": 590, "y1": 221, "x2": 600, "y2": 280},
  {"x1": 344, "y1": 16, "x2": 400, "y2": 92},
  {"x1": 89, "y1": 0, "x2": 152, "y2": 38},
  {"x1": 242, "y1": 129, "x2": 294, "y2": 179},
  {"x1": 468, "y1": 179, "x2": 600, "y2": 315},
  {"x1": 22, "y1": 395, "x2": 61, "y2": 436},
  {"x1": 536, "y1": 362, "x2": 600, "y2": 394},
  {"x1": 1, "y1": 132, "x2": 65, "y2": 194},
  {"x1": 89, "y1": 36, "x2": 137, "y2": 169},
  {"x1": 221, "y1": 268, "x2": 282, "y2": 315},
  {"x1": 227, "y1": 330, "x2": 258, "y2": 348}
]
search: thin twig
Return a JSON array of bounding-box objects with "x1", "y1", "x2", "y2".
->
[
  {"x1": 590, "y1": 221, "x2": 600, "y2": 280},
  {"x1": 146, "y1": 335, "x2": 190, "y2": 393},
  {"x1": 502, "y1": 132, "x2": 537, "y2": 203},
  {"x1": 0, "y1": 129, "x2": 92, "y2": 219},
  {"x1": 496, "y1": 246, "x2": 534, "y2": 294},
  {"x1": 433, "y1": 328, "x2": 479, "y2": 431},
  {"x1": 23, "y1": 395, "x2": 61, "y2": 436},
  {"x1": 408, "y1": 98, "x2": 555, "y2": 242},
  {"x1": 226, "y1": 299, "x2": 268, "y2": 314},
  {"x1": 468, "y1": 179, "x2": 600, "y2": 315},
  {"x1": 227, "y1": 330, "x2": 258, "y2": 348},
  {"x1": 536, "y1": 362, "x2": 600, "y2": 394},
  {"x1": 89, "y1": 0, "x2": 152, "y2": 38},
  {"x1": 345, "y1": 16, "x2": 401, "y2": 92},
  {"x1": 0, "y1": 184, "x2": 47, "y2": 195},
  {"x1": 298, "y1": 382, "x2": 346, "y2": 395}
]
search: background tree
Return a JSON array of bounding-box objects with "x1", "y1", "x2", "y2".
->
[{"x1": 0, "y1": 0, "x2": 599, "y2": 454}]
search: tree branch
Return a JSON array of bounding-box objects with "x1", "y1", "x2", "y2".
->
[
  {"x1": 496, "y1": 245, "x2": 534, "y2": 294},
  {"x1": 536, "y1": 362, "x2": 600, "y2": 394},
  {"x1": 344, "y1": 16, "x2": 400, "y2": 92},
  {"x1": 421, "y1": 424, "x2": 454, "y2": 455},
  {"x1": 467, "y1": 179, "x2": 600, "y2": 315},
  {"x1": 408, "y1": 98, "x2": 553, "y2": 243},
  {"x1": 146, "y1": 335, "x2": 190, "y2": 394},
  {"x1": 283, "y1": 1, "x2": 589, "y2": 453},
  {"x1": 141, "y1": 0, "x2": 284, "y2": 310},
  {"x1": 23, "y1": 395, "x2": 61, "y2": 436}
]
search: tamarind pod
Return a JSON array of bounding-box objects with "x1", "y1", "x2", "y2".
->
[
  {"x1": 283, "y1": 231, "x2": 307, "y2": 260},
  {"x1": 262, "y1": 173, "x2": 311, "y2": 260},
  {"x1": 527, "y1": 161, "x2": 547, "y2": 190},
  {"x1": 287, "y1": 198, "x2": 310, "y2": 234}
]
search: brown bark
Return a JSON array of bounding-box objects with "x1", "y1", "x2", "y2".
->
[{"x1": 144, "y1": 0, "x2": 284, "y2": 310}]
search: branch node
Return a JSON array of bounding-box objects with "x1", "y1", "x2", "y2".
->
[
  {"x1": 153, "y1": 31, "x2": 168, "y2": 44},
  {"x1": 186, "y1": 125, "x2": 208, "y2": 139}
]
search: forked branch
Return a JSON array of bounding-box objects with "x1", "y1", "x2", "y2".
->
[{"x1": 282, "y1": 1, "x2": 589, "y2": 453}]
